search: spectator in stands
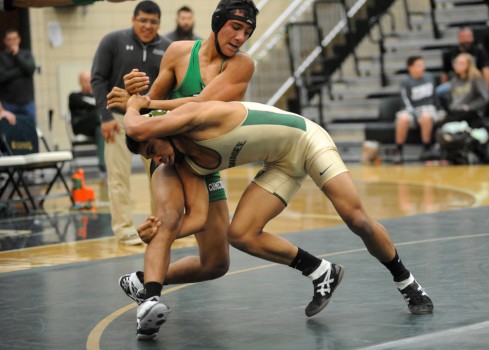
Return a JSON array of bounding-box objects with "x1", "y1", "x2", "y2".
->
[
  {"x1": 441, "y1": 28, "x2": 489, "y2": 86},
  {"x1": 394, "y1": 56, "x2": 438, "y2": 164},
  {"x1": 68, "y1": 70, "x2": 105, "y2": 172},
  {"x1": 164, "y1": 6, "x2": 201, "y2": 42},
  {"x1": 0, "y1": 29, "x2": 36, "y2": 126},
  {"x1": 438, "y1": 27, "x2": 489, "y2": 110},
  {"x1": 443, "y1": 53, "x2": 489, "y2": 128}
]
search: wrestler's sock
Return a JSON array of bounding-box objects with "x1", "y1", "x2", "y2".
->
[
  {"x1": 381, "y1": 250, "x2": 410, "y2": 282},
  {"x1": 143, "y1": 282, "x2": 163, "y2": 299},
  {"x1": 289, "y1": 247, "x2": 323, "y2": 276}
]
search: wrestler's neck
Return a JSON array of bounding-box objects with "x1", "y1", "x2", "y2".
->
[{"x1": 173, "y1": 136, "x2": 221, "y2": 169}]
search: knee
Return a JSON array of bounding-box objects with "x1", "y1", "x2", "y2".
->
[
  {"x1": 396, "y1": 114, "x2": 410, "y2": 127},
  {"x1": 202, "y1": 257, "x2": 230, "y2": 280},
  {"x1": 227, "y1": 225, "x2": 256, "y2": 252},
  {"x1": 156, "y1": 208, "x2": 183, "y2": 233},
  {"x1": 343, "y1": 209, "x2": 374, "y2": 238},
  {"x1": 418, "y1": 114, "x2": 433, "y2": 127}
]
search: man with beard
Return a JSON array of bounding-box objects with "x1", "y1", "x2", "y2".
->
[
  {"x1": 164, "y1": 6, "x2": 202, "y2": 42},
  {"x1": 441, "y1": 27, "x2": 489, "y2": 86}
]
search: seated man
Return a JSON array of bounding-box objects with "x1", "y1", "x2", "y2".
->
[
  {"x1": 0, "y1": 102, "x2": 16, "y2": 125},
  {"x1": 68, "y1": 70, "x2": 105, "y2": 172},
  {"x1": 123, "y1": 94, "x2": 434, "y2": 340},
  {"x1": 394, "y1": 56, "x2": 438, "y2": 164}
]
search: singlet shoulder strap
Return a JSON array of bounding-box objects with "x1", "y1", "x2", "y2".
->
[{"x1": 218, "y1": 58, "x2": 227, "y2": 74}]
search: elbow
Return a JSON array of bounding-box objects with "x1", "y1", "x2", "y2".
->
[
  {"x1": 125, "y1": 127, "x2": 146, "y2": 142},
  {"x1": 123, "y1": 122, "x2": 138, "y2": 139},
  {"x1": 123, "y1": 115, "x2": 144, "y2": 141}
]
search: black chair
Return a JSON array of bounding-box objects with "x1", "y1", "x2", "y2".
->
[{"x1": 0, "y1": 118, "x2": 74, "y2": 210}]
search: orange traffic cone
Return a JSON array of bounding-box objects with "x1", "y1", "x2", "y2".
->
[{"x1": 72, "y1": 169, "x2": 95, "y2": 205}]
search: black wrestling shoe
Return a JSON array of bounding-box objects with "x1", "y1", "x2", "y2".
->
[
  {"x1": 305, "y1": 262, "x2": 344, "y2": 317},
  {"x1": 398, "y1": 278, "x2": 434, "y2": 315}
]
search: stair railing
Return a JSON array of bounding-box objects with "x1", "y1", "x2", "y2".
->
[
  {"x1": 268, "y1": 0, "x2": 367, "y2": 106},
  {"x1": 402, "y1": 0, "x2": 440, "y2": 38},
  {"x1": 365, "y1": 10, "x2": 396, "y2": 87}
]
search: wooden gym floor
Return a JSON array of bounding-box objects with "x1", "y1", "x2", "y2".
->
[{"x1": 0, "y1": 163, "x2": 488, "y2": 349}]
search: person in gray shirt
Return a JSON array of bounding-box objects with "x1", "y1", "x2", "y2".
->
[
  {"x1": 394, "y1": 56, "x2": 438, "y2": 164},
  {"x1": 444, "y1": 53, "x2": 489, "y2": 128}
]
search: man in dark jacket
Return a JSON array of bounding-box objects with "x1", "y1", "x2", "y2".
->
[{"x1": 0, "y1": 29, "x2": 36, "y2": 125}]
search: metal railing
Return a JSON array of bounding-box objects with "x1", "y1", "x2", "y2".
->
[
  {"x1": 265, "y1": 0, "x2": 367, "y2": 106},
  {"x1": 365, "y1": 10, "x2": 396, "y2": 87},
  {"x1": 245, "y1": 0, "x2": 316, "y2": 104}
]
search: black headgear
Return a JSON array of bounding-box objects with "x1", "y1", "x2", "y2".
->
[{"x1": 211, "y1": 0, "x2": 259, "y2": 36}]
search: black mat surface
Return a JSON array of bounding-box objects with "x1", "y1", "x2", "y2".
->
[{"x1": 1, "y1": 207, "x2": 488, "y2": 349}]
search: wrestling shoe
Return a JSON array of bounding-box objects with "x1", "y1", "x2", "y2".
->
[
  {"x1": 117, "y1": 232, "x2": 143, "y2": 245},
  {"x1": 119, "y1": 272, "x2": 145, "y2": 305},
  {"x1": 305, "y1": 261, "x2": 344, "y2": 317},
  {"x1": 136, "y1": 296, "x2": 171, "y2": 341},
  {"x1": 397, "y1": 275, "x2": 433, "y2": 315}
]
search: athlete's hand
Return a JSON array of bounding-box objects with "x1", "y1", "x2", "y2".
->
[
  {"x1": 127, "y1": 94, "x2": 150, "y2": 111},
  {"x1": 137, "y1": 216, "x2": 161, "y2": 243},
  {"x1": 124, "y1": 69, "x2": 150, "y2": 95},
  {"x1": 107, "y1": 87, "x2": 130, "y2": 111},
  {"x1": 101, "y1": 119, "x2": 120, "y2": 143}
]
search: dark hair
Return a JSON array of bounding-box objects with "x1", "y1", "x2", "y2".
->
[
  {"x1": 125, "y1": 135, "x2": 142, "y2": 155},
  {"x1": 3, "y1": 29, "x2": 19, "y2": 38},
  {"x1": 178, "y1": 6, "x2": 193, "y2": 14},
  {"x1": 212, "y1": 0, "x2": 259, "y2": 35},
  {"x1": 406, "y1": 55, "x2": 422, "y2": 67},
  {"x1": 134, "y1": 0, "x2": 161, "y2": 18}
]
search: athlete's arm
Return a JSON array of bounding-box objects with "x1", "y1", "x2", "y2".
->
[
  {"x1": 147, "y1": 52, "x2": 255, "y2": 110},
  {"x1": 145, "y1": 43, "x2": 181, "y2": 99},
  {"x1": 138, "y1": 162, "x2": 207, "y2": 243},
  {"x1": 107, "y1": 43, "x2": 181, "y2": 110},
  {"x1": 124, "y1": 94, "x2": 201, "y2": 140},
  {"x1": 123, "y1": 42, "x2": 181, "y2": 97},
  {"x1": 174, "y1": 161, "x2": 208, "y2": 238},
  {"x1": 125, "y1": 94, "x2": 238, "y2": 141}
]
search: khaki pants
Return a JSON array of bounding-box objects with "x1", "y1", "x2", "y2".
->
[{"x1": 105, "y1": 113, "x2": 153, "y2": 239}]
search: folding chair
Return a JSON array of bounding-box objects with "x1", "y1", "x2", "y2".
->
[
  {"x1": 0, "y1": 152, "x2": 37, "y2": 212},
  {"x1": 64, "y1": 111, "x2": 99, "y2": 171},
  {"x1": 0, "y1": 127, "x2": 75, "y2": 209},
  {"x1": 20, "y1": 127, "x2": 75, "y2": 208}
]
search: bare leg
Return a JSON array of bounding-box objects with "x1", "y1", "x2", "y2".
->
[
  {"x1": 144, "y1": 165, "x2": 185, "y2": 285},
  {"x1": 395, "y1": 113, "x2": 410, "y2": 145},
  {"x1": 418, "y1": 112, "x2": 433, "y2": 144},
  {"x1": 322, "y1": 172, "x2": 395, "y2": 262},
  {"x1": 228, "y1": 183, "x2": 298, "y2": 265},
  {"x1": 165, "y1": 199, "x2": 230, "y2": 284}
]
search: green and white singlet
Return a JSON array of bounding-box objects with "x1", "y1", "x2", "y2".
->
[
  {"x1": 154, "y1": 40, "x2": 227, "y2": 202},
  {"x1": 185, "y1": 102, "x2": 349, "y2": 205}
]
